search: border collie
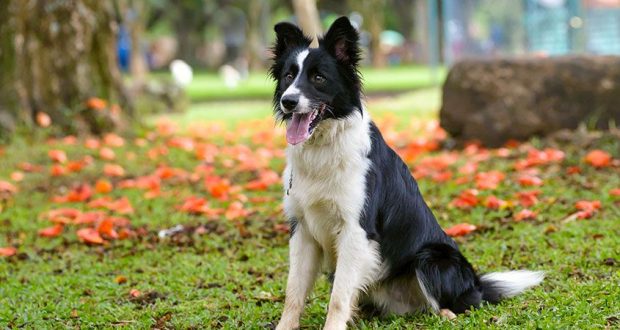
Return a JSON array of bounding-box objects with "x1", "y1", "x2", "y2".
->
[{"x1": 270, "y1": 17, "x2": 544, "y2": 330}]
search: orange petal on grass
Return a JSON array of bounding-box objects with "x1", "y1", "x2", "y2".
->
[
  {"x1": 517, "y1": 174, "x2": 543, "y2": 187},
  {"x1": 99, "y1": 147, "x2": 116, "y2": 160},
  {"x1": 36, "y1": 112, "x2": 51, "y2": 127},
  {"x1": 225, "y1": 201, "x2": 249, "y2": 220},
  {"x1": 103, "y1": 133, "x2": 125, "y2": 147},
  {"x1": 95, "y1": 179, "x2": 113, "y2": 194},
  {"x1": 585, "y1": 150, "x2": 612, "y2": 168},
  {"x1": 38, "y1": 224, "x2": 64, "y2": 237},
  {"x1": 515, "y1": 209, "x2": 537, "y2": 221},
  {"x1": 104, "y1": 164, "x2": 125, "y2": 177},
  {"x1": 129, "y1": 289, "x2": 142, "y2": 297},
  {"x1": 444, "y1": 223, "x2": 477, "y2": 237},
  {"x1": 44, "y1": 208, "x2": 82, "y2": 223},
  {"x1": 10, "y1": 171, "x2": 24, "y2": 182},
  {"x1": 0, "y1": 180, "x2": 17, "y2": 194},
  {"x1": 50, "y1": 164, "x2": 67, "y2": 176},
  {"x1": 48, "y1": 150, "x2": 67, "y2": 163},
  {"x1": 484, "y1": 195, "x2": 506, "y2": 209},
  {"x1": 0, "y1": 247, "x2": 17, "y2": 257},
  {"x1": 97, "y1": 218, "x2": 118, "y2": 239},
  {"x1": 610, "y1": 188, "x2": 620, "y2": 197},
  {"x1": 450, "y1": 189, "x2": 479, "y2": 209},
  {"x1": 575, "y1": 200, "x2": 601, "y2": 212},
  {"x1": 86, "y1": 97, "x2": 107, "y2": 110},
  {"x1": 77, "y1": 228, "x2": 105, "y2": 244}
]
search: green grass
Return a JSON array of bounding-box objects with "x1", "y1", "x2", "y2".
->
[
  {"x1": 154, "y1": 65, "x2": 446, "y2": 102},
  {"x1": 1, "y1": 99, "x2": 620, "y2": 329},
  {"x1": 149, "y1": 87, "x2": 442, "y2": 128}
]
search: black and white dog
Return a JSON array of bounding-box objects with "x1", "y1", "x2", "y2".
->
[{"x1": 271, "y1": 17, "x2": 544, "y2": 330}]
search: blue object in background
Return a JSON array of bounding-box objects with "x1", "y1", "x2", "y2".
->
[{"x1": 117, "y1": 25, "x2": 131, "y2": 72}]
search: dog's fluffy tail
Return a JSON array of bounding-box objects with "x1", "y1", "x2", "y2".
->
[{"x1": 480, "y1": 270, "x2": 545, "y2": 303}]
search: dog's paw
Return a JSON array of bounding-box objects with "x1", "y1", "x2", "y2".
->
[
  {"x1": 439, "y1": 308, "x2": 457, "y2": 320},
  {"x1": 275, "y1": 320, "x2": 299, "y2": 330}
]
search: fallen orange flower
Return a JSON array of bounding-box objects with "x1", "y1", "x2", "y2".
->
[
  {"x1": 95, "y1": 179, "x2": 113, "y2": 194},
  {"x1": 104, "y1": 164, "x2": 125, "y2": 177},
  {"x1": 44, "y1": 208, "x2": 82, "y2": 223},
  {"x1": 10, "y1": 171, "x2": 24, "y2": 182},
  {"x1": 48, "y1": 150, "x2": 67, "y2": 163},
  {"x1": 97, "y1": 218, "x2": 118, "y2": 239},
  {"x1": 225, "y1": 201, "x2": 250, "y2": 220},
  {"x1": 99, "y1": 147, "x2": 116, "y2": 160},
  {"x1": 518, "y1": 174, "x2": 543, "y2": 187},
  {"x1": 77, "y1": 228, "x2": 105, "y2": 244},
  {"x1": 50, "y1": 164, "x2": 67, "y2": 176},
  {"x1": 475, "y1": 171, "x2": 505, "y2": 190},
  {"x1": 0, "y1": 180, "x2": 17, "y2": 194},
  {"x1": 0, "y1": 246, "x2": 17, "y2": 257},
  {"x1": 444, "y1": 223, "x2": 477, "y2": 237},
  {"x1": 52, "y1": 184, "x2": 93, "y2": 203},
  {"x1": 516, "y1": 190, "x2": 541, "y2": 207},
  {"x1": 484, "y1": 195, "x2": 506, "y2": 209},
  {"x1": 38, "y1": 224, "x2": 64, "y2": 238},
  {"x1": 86, "y1": 97, "x2": 107, "y2": 110},
  {"x1": 205, "y1": 176, "x2": 231, "y2": 200},
  {"x1": 36, "y1": 112, "x2": 51, "y2": 127},
  {"x1": 515, "y1": 209, "x2": 537, "y2": 221},
  {"x1": 585, "y1": 150, "x2": 612, "y2": 168},
  {"x1": 451, "y1": 189, "x2": 479, "y2": 209},
  {"x1": 103, "y1": 133, "x2": 125, "y2": 147}
]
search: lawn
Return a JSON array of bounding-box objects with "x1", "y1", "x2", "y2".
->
[
  {"x1": 154, "y1": 65, "x2": 446, "y2": 102},
  {"x1": 1, "y1": 97, "x2": 619, "y2": 329}
]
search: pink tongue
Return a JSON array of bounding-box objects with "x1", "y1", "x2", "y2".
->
[{"x1": 286, "y1": 112, "x2": 313, "y2": 145}]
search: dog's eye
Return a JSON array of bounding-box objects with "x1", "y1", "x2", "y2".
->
[
  {"x1": 312, "y1": 74, "x2": 326, "y2": 84},
  {"x1": 284, "y1": 73, "x2": 295, "y2": 83}
]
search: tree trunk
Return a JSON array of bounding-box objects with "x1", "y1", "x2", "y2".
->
[
  {"x1": 4, "y1": 0, "x2": 131, "y2": 137},
  {"x1": 349, "y1": 0, "x2": 387, "y2": 67},
  {"x1": 292, "y1": 0, "x2": 322, "y2": 46},
  {"x1": 246, "y1": 0, "x2": 269, "y2": 71},
  {"x1": 0, "y1": 3, "x2": 19, "y2": 138},
  {"x1": 128, "y1": 0, "x2": 149, "y2": 86}
]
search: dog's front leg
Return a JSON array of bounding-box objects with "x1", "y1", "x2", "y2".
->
[
  {"x1": 323, "y1": 224, "x2": 380, "y2": 330},
  {"x1": 276, "y1": 224, "x2": 321, "y2": 330}
]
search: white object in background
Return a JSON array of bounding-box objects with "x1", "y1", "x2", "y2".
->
[
  {"x1": 169, "y1": 59, "x2": 193, "y2": 88},
  {"x1": 219, "y1": 64, "x2": 241, "y2": 89}
]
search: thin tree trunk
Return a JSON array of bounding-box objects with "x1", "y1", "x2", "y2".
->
[{"x1": 292, "y1": 0, "x2": 322, "y2": 46}]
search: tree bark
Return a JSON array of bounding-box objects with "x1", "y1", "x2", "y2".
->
[
  {"x1": 292, "y1": 0, "x2": 322, "y2": 46},
  {"x1": 349, "y1": 0, "x2": 387, "y2": 67},
  {"x1": 0, "y1": 3, "x2": 19, "y2": 138},
  {"x1": 4, "y1": 0, "x2": 132, "y2": 136}
]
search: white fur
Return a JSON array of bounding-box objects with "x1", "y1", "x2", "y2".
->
[
  {"x1": 276, "y1": 224, "x2": 321, "y2": 330},
  {"x1": 281, "y1": 50, "x2": 311, "y2": 113},
  {"x1": 278, "y1": 108, "x2": 381, "y2": 330},
  {"x1": 480, "y1": 270, "x2": 545, "y2": 298}
]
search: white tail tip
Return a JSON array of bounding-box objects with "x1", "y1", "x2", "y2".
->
[{"x1": 480, "y1": 270, "x2": 545, "y2": 297}]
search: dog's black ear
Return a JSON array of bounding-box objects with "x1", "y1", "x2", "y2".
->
[
  {"x1": 273, "y1": 22, "x2": 312, "y2": 59},
  {"x1": 322, "y1": 17, "x2": 360, "y2": 65}
]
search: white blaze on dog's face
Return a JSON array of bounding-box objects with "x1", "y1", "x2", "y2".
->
[{"x1": 269, "y1": 18, "x2": 363, "y2": 145}]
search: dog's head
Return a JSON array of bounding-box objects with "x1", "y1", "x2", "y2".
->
[{"x1": 269, "y1": 17, "x2": 363, "y2": 145}]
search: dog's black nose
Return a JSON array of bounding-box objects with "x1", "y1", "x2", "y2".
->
[{"x1": 281, "y1": 96, "x2": 299, "y2": 111}]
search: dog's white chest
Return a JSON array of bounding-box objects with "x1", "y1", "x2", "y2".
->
[{"x1": 283, "y1": 114, "x2": 371, "y2": 271}]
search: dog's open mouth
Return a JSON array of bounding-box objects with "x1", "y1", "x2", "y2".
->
[{"x1": 286, "y1": 105, "x2": 325, "y2": 145}]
